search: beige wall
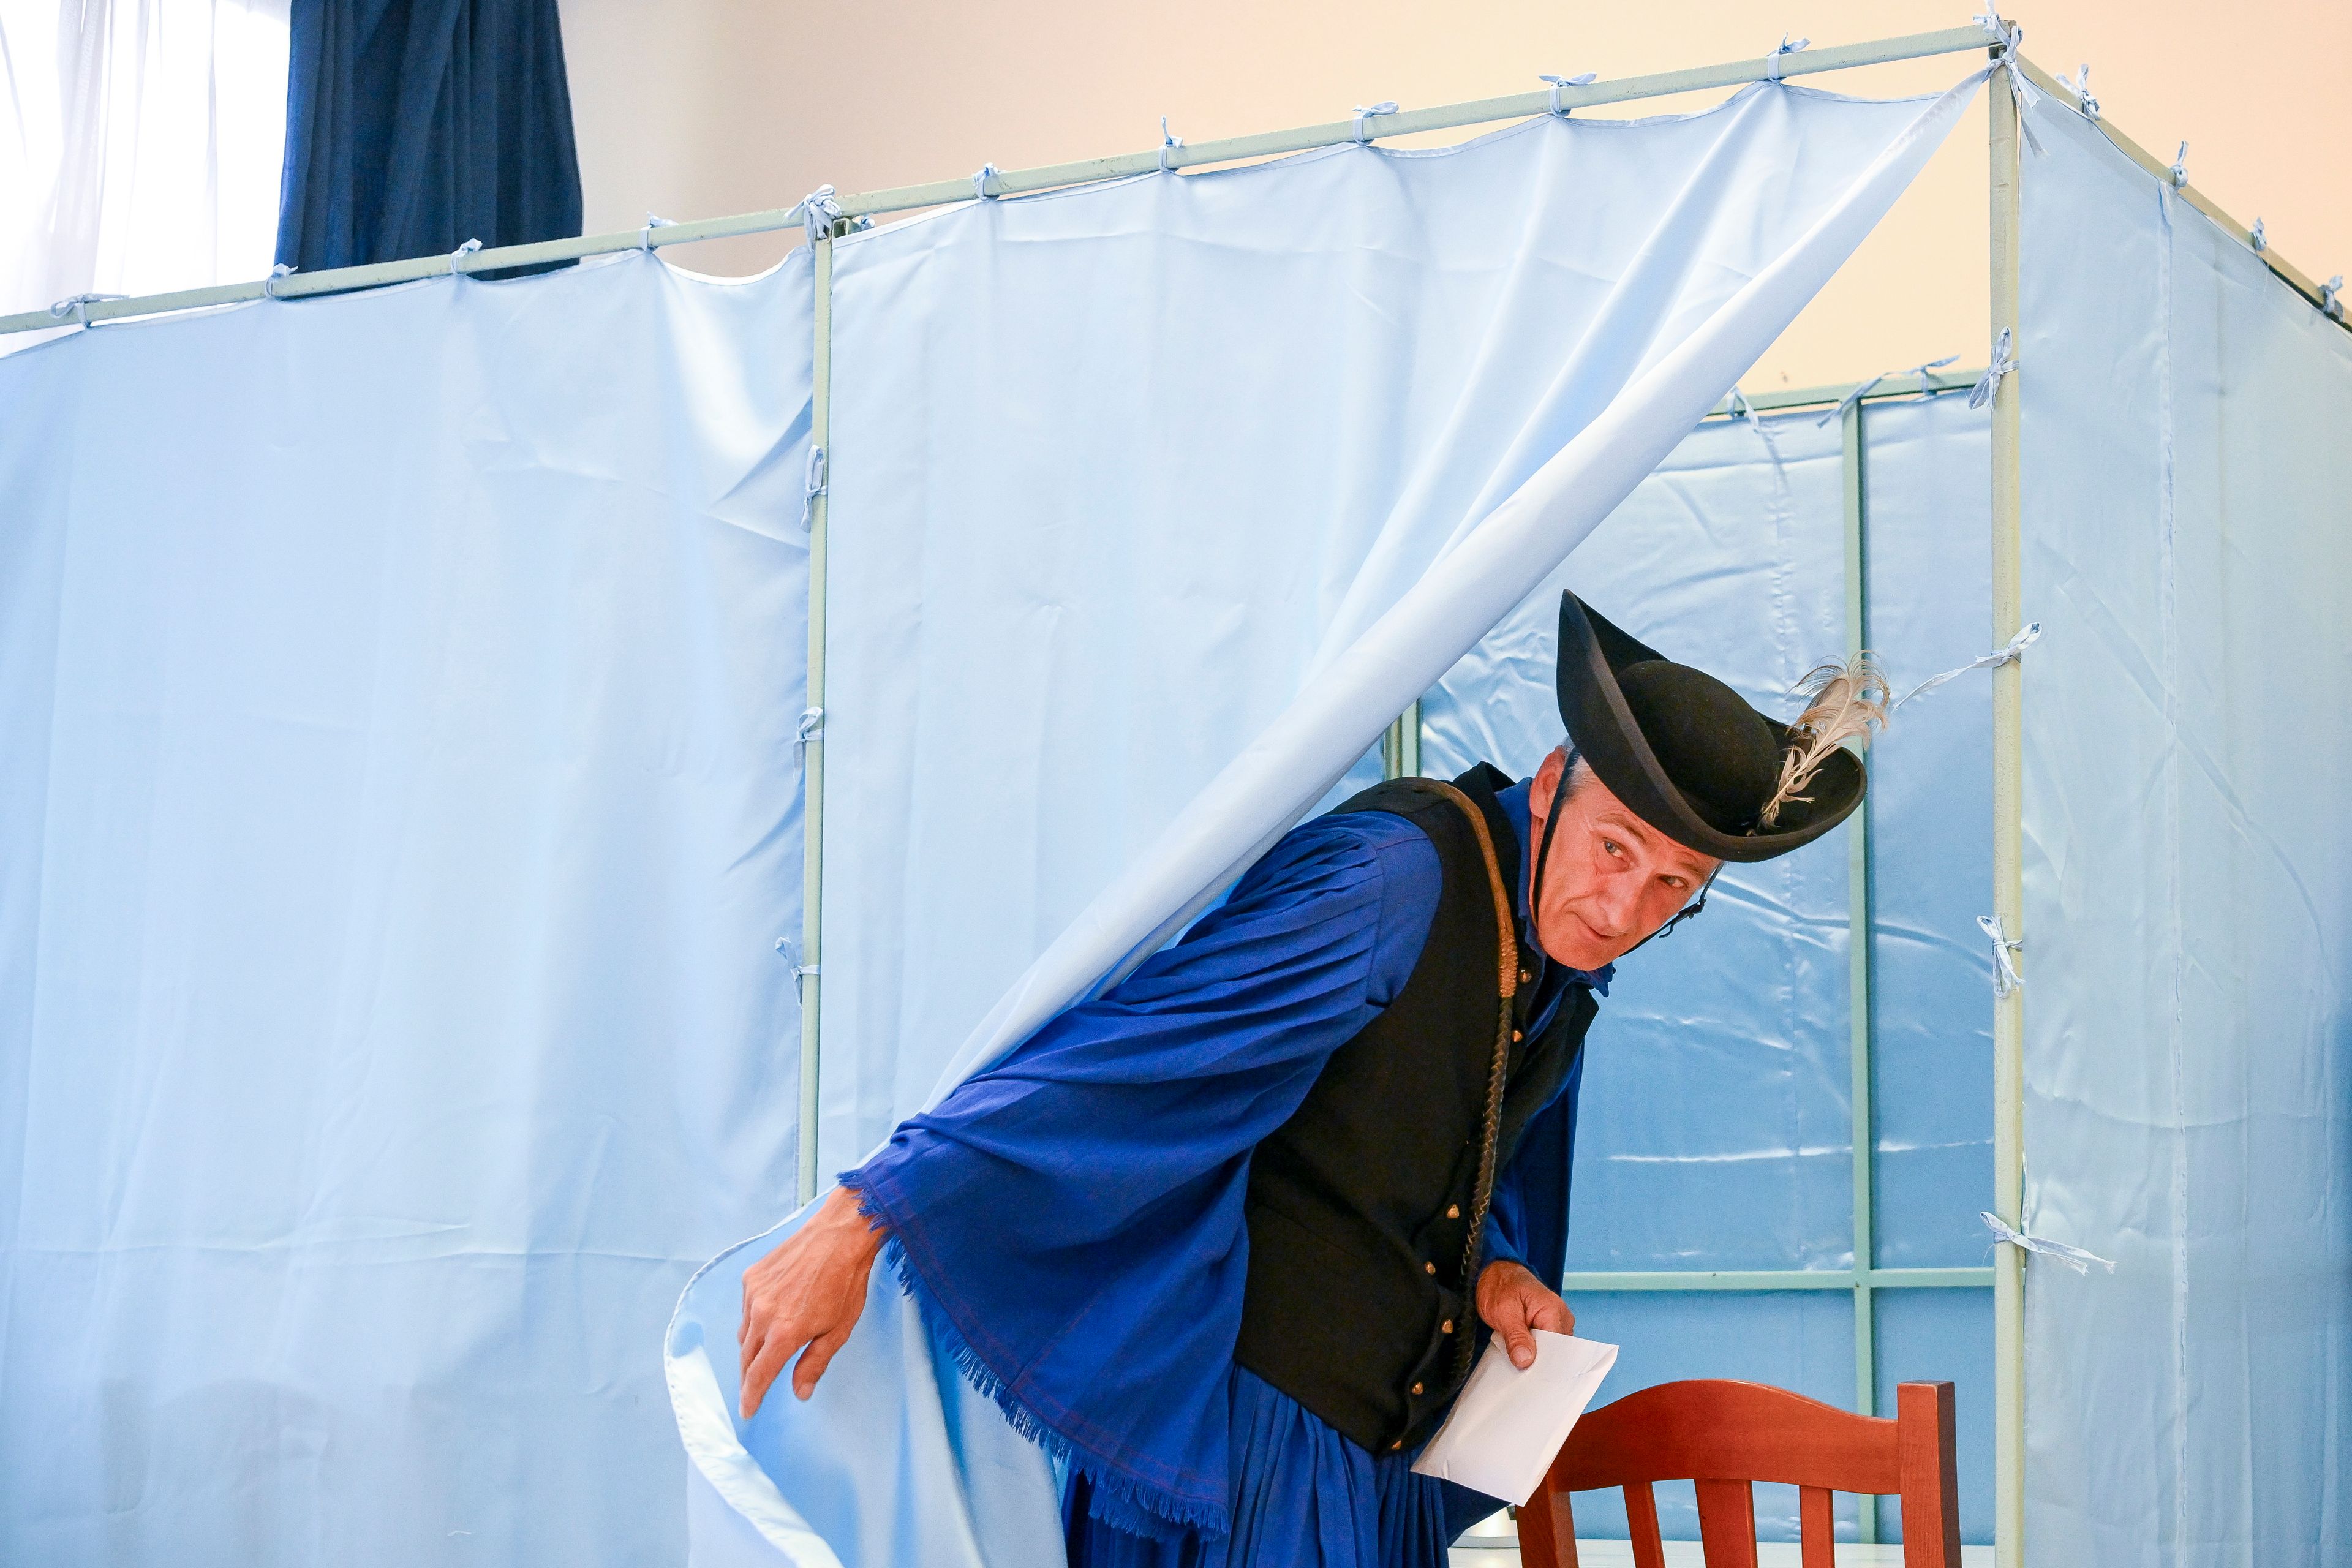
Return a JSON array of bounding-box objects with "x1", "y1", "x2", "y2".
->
[{"x1": 558, "y1": 1, "x2": 2347, "y2": 391}]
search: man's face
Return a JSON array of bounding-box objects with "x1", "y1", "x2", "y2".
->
[{"x1": 1528, "y1": 748, "x2": 1721, "y2": 970}]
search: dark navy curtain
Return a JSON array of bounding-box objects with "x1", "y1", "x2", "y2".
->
[{"x1": 275, "y1": 0, "x2": 584, "y2": 273}]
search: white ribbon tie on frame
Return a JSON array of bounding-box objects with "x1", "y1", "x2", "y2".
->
[
  {"x1": 448, "y1": 238, "x2": 483, "y2": 277},
  {"x1": 2062, "y1": 63, "x2": 2098, "y2": 121},
  {"x1": 2170, "y1": 141, "x2": 2190, "y2": 189},
  {"x1": 1158, "y1": 116, "x2": 1184, "y2": 173},
  {"x1": 1969, "y1": 327, "x2": 2019, "y2": 409},
  {"x1": 776, "y1": 940, "x2": 821, "y2": 1003},
  {"x1": 794, "y1": 707, "x2": 825, "y2": 764},
  {"x1": 46, "y1": 291, "x2": 127, "y2": 327},
  {"x1": 1767, "y1": 35, "x2": 1809, "y2": 81},
  {"x1": 1352, "y1": 101, "x2": 1399, "y2": 143},
  {"x1": 797, "y1": 184, "x2": 843, "y2": 236},
  {"x1": 1977, "y1": 914, "x2": 2024, "y2": 998},
  {"x1": 1894, "y1": 620, "x2": 2041, "y2": 710},
  {"x1": 1815, "y1": 354, "x2": 1959, "y2": 426},
  {"x1": 1981, "y1": 1212, "x2": 2116, "y2": 1275},
  {"x1": 1972, "y1": 15, "x2": 2048, "y2": 156},
  {"x1": 2324, "y1": 276, "x2": 2345, "y2": 322},
  {"x1": 1540, "y1": 72, "x2": 1597, "y2": 116},
  {"x1": 263, "y1": 263, "x2": 296, "y2": 300},
  {"x1": 799, "y1": 445, "x2": 828, "y2": 532},
  {"x1": 971, "y1": 163, "x2": 1001, "y2": 202}
]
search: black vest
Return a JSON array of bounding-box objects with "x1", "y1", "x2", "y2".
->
[{"x1": 1231, "y1": 763, "x2": 1599, "y2": 1456}]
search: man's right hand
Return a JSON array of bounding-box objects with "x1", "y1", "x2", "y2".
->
[{"x1": 737, "y1": 1185, "x2": 888, "y2": 1419}]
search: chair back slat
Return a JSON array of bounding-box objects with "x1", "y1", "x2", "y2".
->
[
  {"x1": 1895, "y1": 1382, "x2": 1962, "y2": 1568},
  {"x1": 1624, "y1": 1480, "x2": 1666, "y2": 1568},
  {"x1": 1552, "y1": 1379, "x2": 1901, "y2": 1493},
  {"x1": 1694, "y1": 1478, "x2": 1757, "y2": 1568},
  {"x1": 1798, "y1": 1485, "x2": 1836, "y2": 1568}
]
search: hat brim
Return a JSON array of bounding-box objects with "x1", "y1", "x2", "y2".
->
[{"x1": 1555, "y1": 591, "x2": 1864, "y2": 864}]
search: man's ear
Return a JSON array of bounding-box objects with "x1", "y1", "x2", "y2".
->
[{"x1": 1531, "y1": 745, "x2": 1569, "y2": 819}]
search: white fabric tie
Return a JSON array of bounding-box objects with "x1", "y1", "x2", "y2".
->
[
  {"x1": 1540, "y1": 72, "x2": 1596, "y2": 116},
  {"x1": 2061, "y1": 63, "x2": 2098, "y2": 121},
  {"x1": 1158, "y1": 116, "x2": 1183, "y2": 173},
  {"x1": 1894, "y1": 620, "x2": 2041, "y2": 710},
  {"x1": 2170, "y1": 141, "x2": 2190, "y2": 189},
  {"x1": 1815, "y1": 353, "x2": 1958, "y2": 426},
  {"x1": 1352, "y1": 101, "x2": 1398, "y2": 143},
  {"x1": 794, "y1": 706, "x2": 825, "y2": 762},
  {"x1": 797, "y1": 184, "x2": 843, "y2": 236},
  {"x1": 2324, "y1": 276, "x2": 2344, "y2": 322},
  {"x1": 48, "y1": 291, "x2": 126, "y2": 326},
  {"x1": 1767, "y1": 35, "x2": 1809, "y2": 81},
  {"x1": 799, "y1": 445, "x2": 828, "y2": 532},
  {"x1": 639, "y1": 213, "x2": 675, "y2": 252},
  {"x1": 2249, "y1": 217, "x2": 2267, "y2": 253},
  {"x1": 972, "y1": 164, "x2": 1001, "y2": 202},
  {"x1": 1722, "y1": 385, "x2": 1756, "y2": 421},
  {"x1": 1973, "y1": 16, "x2": 2048, "y2": 156},
  {"x1": 1981, "y1": 1212, "x2": 2115, "y2": 1274},
  {"x1": 448, "y1": 238, "x2": 483, "y2": 277},
  {"x1": 776, "y1": 940, "x2": 821, "y2": 1002},
  {"x1": 1969, "y1": 327, "x2": 2018, "y2": 409},
  {"x1": 263, "y1": 263, "x2": 296, "y2": 300},
  {"x1": 1977, "y1": 914, "x2": 2024, "y2": 998}
]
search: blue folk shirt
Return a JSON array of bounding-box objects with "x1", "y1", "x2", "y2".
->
[{"x1": 846, "y1": 778, "x2": 1608, "y2": 1540}]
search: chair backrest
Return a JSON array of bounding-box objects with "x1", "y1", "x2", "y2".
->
[{"x1": 1515, "y1": 1378, "x2": 1961, "y2": 1568}]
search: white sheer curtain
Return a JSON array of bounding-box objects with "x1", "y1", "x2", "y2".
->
[{"x1": 0, "y1": 0, "x2": 290, "y2": 320}]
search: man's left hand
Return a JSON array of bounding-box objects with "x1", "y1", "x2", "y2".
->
[{"x1": 1477, "y1": 1259, "x2": 1575, "y2": 1370}]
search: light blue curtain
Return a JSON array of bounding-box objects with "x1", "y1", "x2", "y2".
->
[
  {"x1": 2020, "y1": 93, "x2": 2352, "y2": 1567},
  {"x1": 0, "y1": 251, "x2": 813, "y2": 1564}
]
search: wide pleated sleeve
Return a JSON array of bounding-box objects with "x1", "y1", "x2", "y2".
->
[{"x1": 842, "y1": 809, "x2": 1440, "y2": 1540}]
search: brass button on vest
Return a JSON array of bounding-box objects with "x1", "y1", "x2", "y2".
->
[
  {"x1": 1423, "y1": 1261, "x2": 1436, "y2": 1275},
  {"x1": 1447, "y1": 1204, "x2": 1460, "y2": 1219},
  {"x1": 1411, "y1": 1381, "x2": 1424, "y2": 1395}
]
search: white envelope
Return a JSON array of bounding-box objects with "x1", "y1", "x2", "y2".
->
[{"x1": 1409, "y1": 1330, "x2": 1618, "y2": 1505}]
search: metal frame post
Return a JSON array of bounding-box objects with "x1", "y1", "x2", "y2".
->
[
  {"x1": 798, "y1": 230, "x2": 836, "y2": 1205},
  {"x1": 1381, "y1": 701, "x2": 1422, "y2": 779},
  {"x1": 1841, "y1": 394, "x2": 1882, "y2": 1545},
  {"x1": 1986, "y1": 50, "x2": 2029, "y2": 1568}
]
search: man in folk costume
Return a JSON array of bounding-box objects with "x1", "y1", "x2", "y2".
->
[{"x1": 736, "y1": 590, "x2": 1888, "y2": 1567}]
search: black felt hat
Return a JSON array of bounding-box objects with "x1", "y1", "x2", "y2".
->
[{"x1": 1554, "y1": 590, "x2": 1868, "y2": 864}]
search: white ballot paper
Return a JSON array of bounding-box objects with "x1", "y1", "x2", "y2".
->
[{"x1": 1409, "y1": 1331, "x2": 1619, "y2": 1504}]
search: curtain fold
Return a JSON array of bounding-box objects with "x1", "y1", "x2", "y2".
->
[{"x1": 275, "y1": 0, "x2": 581, "y2": 271}]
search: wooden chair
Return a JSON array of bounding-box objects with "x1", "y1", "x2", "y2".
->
[{"x1": 1516, "y1": 1379, "x2": 1962, "y2": 1568}]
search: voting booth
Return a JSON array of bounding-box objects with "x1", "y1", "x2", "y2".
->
[{"x1": 1, "y1": 23, "x2": 2346, "y2": 1568}]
